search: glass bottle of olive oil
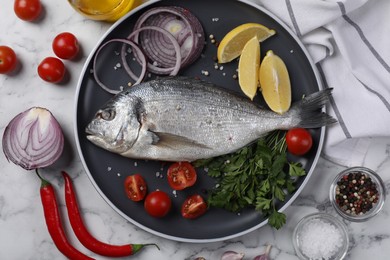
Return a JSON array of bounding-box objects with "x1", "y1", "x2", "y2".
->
[{"x1": 68, "y1": 0, "x2": 142, "y2": 22}]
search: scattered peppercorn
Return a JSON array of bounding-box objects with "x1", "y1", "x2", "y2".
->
[{"x1": 335, "y1": 171, "x2": 379, "y2": 216}]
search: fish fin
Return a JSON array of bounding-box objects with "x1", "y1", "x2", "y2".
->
[
  {"x1": 292, "y1": 88, "x2": 337, "y2": 128},
  {"x1": 150, "y1": 131, "x2": 211, "y2": 150}
]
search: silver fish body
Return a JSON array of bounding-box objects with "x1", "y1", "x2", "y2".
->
[{"x1": 86, "y1": 77, "x2": 335, "y2": 161}]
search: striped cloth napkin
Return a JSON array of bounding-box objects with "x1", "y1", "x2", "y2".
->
[{"x1": 251, "y1": 0, "x2": 390, "y2": 167}]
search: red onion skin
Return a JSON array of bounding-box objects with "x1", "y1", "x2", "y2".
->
[{"x1": 2, "y1": 107, "x2": 64, "y2": 170}]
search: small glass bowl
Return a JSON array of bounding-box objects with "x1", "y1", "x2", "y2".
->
[
  {"x1": 330, "y1": 167, "x2": 386, "y2": 222},
  {"x1": 293, "y1": 212, "x2": 349, "y2": 260}
]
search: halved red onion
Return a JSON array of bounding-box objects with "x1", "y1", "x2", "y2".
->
[
  {"x1": 131, "y1": 6, "x2": 205, "y2": 74},
  {"x1": 93, "y1": 38, "x2": 147, "y2": 95},
  {"x1": 2, "y1": 107, "x2": 64, "y2": 170}
]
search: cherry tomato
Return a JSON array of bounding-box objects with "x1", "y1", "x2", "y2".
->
[
  {"x1": 14, "y1": 0, "x2": 42, "y2": 21},
  {"x1": 286, "y1": 128, "x2": 313, "y2": 156},
  {"x1": 124, "y1": 174, "x2": 147, "y2": 202},
  {"x1": 144, "y1": 191, "x2": 171, "y2": 218},
  {"x1": 37, "y1": 57, "x2": 65, "y2": 83},
  {"x1": 181, "y1": 194, "x2": 207, "y2": 219},
  {"x1": 0, "y1": 46, "x2": 17, "y2": 74},
  {"x1": 167, "y1": 162, "x2": 197, "y2": 190},
  {"x1": 52, "y1": 32, "x2": 80, "y2": 60}
]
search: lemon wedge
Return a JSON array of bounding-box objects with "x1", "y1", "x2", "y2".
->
[
  {"x1": 217, "y1": 23, "x2": 275, "y2": 63},
  {"x1": 238, "y1": 36, "x2": 261, "y2": 100},
  {"x1": 259, "y1": 50, "x2": 291, "y2": 114}
]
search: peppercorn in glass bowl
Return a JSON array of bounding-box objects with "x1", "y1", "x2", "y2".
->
[
  {"x1": 330, "y1": 166, "x2": 386, "y2": 222},
  {"x1": 293, "y1": 212, "x2": 349, "y2": 260}
]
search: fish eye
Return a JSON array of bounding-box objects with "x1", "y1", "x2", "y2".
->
[{"x1": 96, "y1": 108, "x2": 116, "y2": 121}]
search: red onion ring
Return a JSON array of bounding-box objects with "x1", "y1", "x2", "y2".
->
[
  {"x1": 93, "y1": 38, "x2": 147, "y2": 95},
  {"x1": 125, "y1": 26, "x2": 182, "y2": 76},
  {"x1": 131, "y1": 6, "x2": 204, "y2": 73},
  {"x1": 2, "y1": 107, "x2": 64, "y2": 171}
]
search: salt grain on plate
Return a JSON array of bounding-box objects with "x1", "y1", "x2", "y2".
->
[{"x1": 298, "y1": 218, "x2": 344, "y2": 260}]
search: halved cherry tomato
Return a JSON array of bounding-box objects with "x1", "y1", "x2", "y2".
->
[
  {"x1": 167, "y1": 162, "x2": 197, "y2": 190},
  {"x1": 14, "y1": 0, "x2": 42, "y2": 21},
  {"x1": 181, "y1": 194, "x2": 207, "y2": 219},
  {"x1": 286, "y1": 128, "x2": 313, "y2": 156},
  {"x1": 124, "y1": 174, "x2": 147, "y2": 202},
  {"x1": 0, "y1": 46, "x2": 17, "y2": 74},
  {"x1": 52, "y1": 32, "x2": 80, "y2": 60},
  {"x1": 144, "y1": 191, "x2": 171, "y2": 218}
]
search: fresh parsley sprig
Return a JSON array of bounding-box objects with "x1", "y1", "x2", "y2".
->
[{"x1": 193, "y1": 130, "x2": 306, "y2": 230}]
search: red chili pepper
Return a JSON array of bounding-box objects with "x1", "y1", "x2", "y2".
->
[
  {"x1": 62, "y1": 171, "x2": 159, "y2": 257},
  {"x1": 37, "y1": 170, "x2": 94, "y2": 260}
]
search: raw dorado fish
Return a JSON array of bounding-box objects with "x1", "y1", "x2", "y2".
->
[{"x1": 86, "y1": 77, "x2": 335, "y2": 161}]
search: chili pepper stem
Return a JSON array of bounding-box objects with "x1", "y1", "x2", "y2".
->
[
  {"x1": 132, "y1": 243, "x2": 160, "y2": 254},
  {"x1": 35, "y1": 168, "x2": 50, "y2": 188}
]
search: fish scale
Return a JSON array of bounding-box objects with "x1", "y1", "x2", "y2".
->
[{"x1": 86, "y1": 77, "x2": 336, "y2": 162}]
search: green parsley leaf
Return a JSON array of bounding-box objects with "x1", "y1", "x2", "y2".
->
[
  {"x1": 289, "y1": 162, "x2": 306, "y2": 176},
  {"x1": 268, "y1": 211, "x2": 286, "y2": 230}
]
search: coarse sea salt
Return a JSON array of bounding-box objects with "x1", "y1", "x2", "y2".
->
[{"x1": 298, "y1": 218, "x2": 344, "y2": 260}]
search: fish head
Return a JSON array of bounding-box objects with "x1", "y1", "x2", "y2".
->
[{"x1": 85, "y1": 94, "x2": 142, "y2": 154}]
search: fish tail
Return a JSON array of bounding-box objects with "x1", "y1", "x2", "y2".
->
[{"x1": 291, "y1": 88, "x2": 337, "y2": 128}]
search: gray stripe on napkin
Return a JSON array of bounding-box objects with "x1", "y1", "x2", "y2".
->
[
  {"x1": 316, "y1": 63, "x2": 352, "y2": 138},
  {"x1": 359, "y1": 79, "x2": 390, "y2": 112},
  {"x1": 337, "y1": 1, "x2": 390, "y2": 73},
  {"x1": 285, "y1": 0, "x2": 302, "y2": 37}
]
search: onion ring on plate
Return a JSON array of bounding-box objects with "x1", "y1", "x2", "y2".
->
[
  {"x1": 130, "y1": 6, "x2": 204, "y2": 74},
  {"x1": 122, "y1": 25, "x2": 182, "y2": 76},
  {"x1": 93, "y1": 39, "x2": 147, "y2": 95}
]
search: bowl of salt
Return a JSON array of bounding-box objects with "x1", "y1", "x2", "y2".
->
[{"x1": 293, "y1": 212, "x2": 349, "y2": 260}]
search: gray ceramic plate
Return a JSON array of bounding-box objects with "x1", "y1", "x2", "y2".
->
[{"x1": 74, "y1": 0, "x2": 324, "y2": 242}]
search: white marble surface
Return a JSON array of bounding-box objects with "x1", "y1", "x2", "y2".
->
[{"x1": 0, "y1": 0, "x2": 389, "y2": 259}]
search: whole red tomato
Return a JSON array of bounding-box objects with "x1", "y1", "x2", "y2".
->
[
  {"x1": 286, "y1": 128, "x2": 313, "y2": 156},
  {"x1": 14, "y1": 0, "x2": 42, "y2": 21},
  {"x1": 124, "y1": 174, "x2": 147, "y2": 202},
  {"x1": 144, "y1": 190, "x2": 172, "y2": 218},
  {"x1": 167, "y1": 162, "x2": 197, "y2": 190},
  {"x1": 52, "y1": 32, "x2": 80, "y2": 60},
  {"x1": 37, "y1": 57, "x2": 65, "y2": 83},
  {"x1": 0, "y1": 46, "x2": 17, "y2": 74},
  {"x1": 181, "y1": 194, "x2": 207, "y2": 219}
]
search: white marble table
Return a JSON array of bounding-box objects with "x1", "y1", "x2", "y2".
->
[{"x1": 0, "y1": 1, "x2": 389, "y2": 259}]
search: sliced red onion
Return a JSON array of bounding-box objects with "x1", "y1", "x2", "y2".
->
[
  {"x1": 131, "y1": 6, "x2": 205, "y2": 73},
  {"x1": 125, "y1": 25, "x2": 182, "y2": 76},
  {"x1": 93, "y1": 38, "x2": 147, "y2": 95},
  {"x1": 2, "y1": 107, "x2": 64, "y2": 171}
]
